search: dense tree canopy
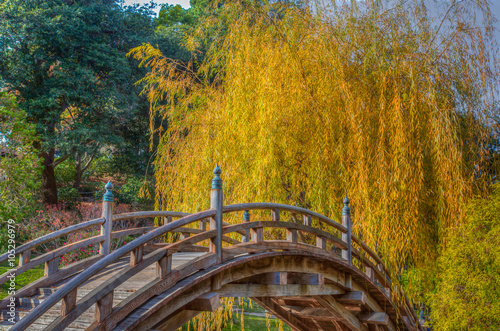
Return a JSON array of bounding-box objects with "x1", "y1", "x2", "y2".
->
[
  {"x1": 0, "y1": 0, "x2": 157, "y2": 203},
  {"x1": 130, "y1": 0, "x2": 500, "y2": 293}
]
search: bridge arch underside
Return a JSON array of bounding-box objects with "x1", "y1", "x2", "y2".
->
[{"x1": 112, "y1": 250, "x2": 410, "y2": 331}]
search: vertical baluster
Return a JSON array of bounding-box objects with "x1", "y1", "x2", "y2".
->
[
  {"x1": 18, "y1": 250, "x2": 30, "y2": 267},
  {"x1": 243, "y1": 210, "x2": 251, "y2": 243},
  {"x1": 286, "y1": 229, "x2": 297, "y2": 243},
  {"x1": 341, "y1": 197, "x2": 352, "y2": 265},
  {"x1": 100, "y1": 181, "x2": 114, "y2": 256},
  {"x1": 44, "y1": 257, "x2": 60, "y2": 276},
  {"x1": 303, "y1": 214, "x2": 312, "y2": 227},
  {"x1": 210, "y1": 164, "x2": 223, "y2": 262},
  {"x1": 271, "y1": 208, "x2": 280, "y2": 222},
  {"x1": 95, "y1": 291, "x2": 114, "y2": 322}
]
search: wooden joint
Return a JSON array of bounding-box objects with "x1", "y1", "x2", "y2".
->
[
  {"x1": 180, "y1": 232, "x2": 191, "y2": 240},
  {"x1": 44, "y1": 257, "x2": 60, "y2": 276},
  {"x1": 61, "y1": 288, "x2": 78, "y2": 316},
  {"x1": 95, "y1": 290, "x2": 114, "y2": 322},
  {"x1": 130, "y1": 245, "x2": 144, "y2": 266}
]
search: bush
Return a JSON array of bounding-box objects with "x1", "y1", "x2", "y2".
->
[{"x1": 429, "y1": 185, "x2": 500, "y2": 330}]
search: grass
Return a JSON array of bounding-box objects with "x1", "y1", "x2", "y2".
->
[{"x1": 0, "y1": 255, "x2": 44, "y2": 299}]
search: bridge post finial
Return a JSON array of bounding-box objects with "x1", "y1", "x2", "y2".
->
[
  {"x1": 242, "y1": 210, "x2": 250, "y2": 243},
  {"x1": 100, "y1": 181, "x2": 114, "y2": 255},
  {"x1": 210, "y1": 164, "x2": 223, "y2": 262},
  {"x1": 341, "y1": 196, "x2": 352, "y2": 269}
]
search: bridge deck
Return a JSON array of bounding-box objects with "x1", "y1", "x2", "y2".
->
[{"x1": 0, "y1": 253, "x2": 206, "y2": 331}]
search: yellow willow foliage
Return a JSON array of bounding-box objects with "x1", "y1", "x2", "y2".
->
[{"x1": 129, "y1": 0, "x2": 499, "y2": 294}]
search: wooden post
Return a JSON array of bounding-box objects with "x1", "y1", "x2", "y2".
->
[
  {"x1": 342, "y1": 197, "x2": 352, "y2": 266},
  {"x1": 243, "y1": 210, "x2": 250, "y2": 243},
  {"x1": 271, "y1": 208, "x2": 280, "y2": 222},
  {"x1": 18, "y1": 250, "x2": 30, "y2": 267},
  {"x1": 100, "y1": 181, "x2": 114, "y2": 256},
  {"x1": 210, "y1": 164, "x2": 223, "y2": 262},
  {"x1": 303, "y1": 214, "x2": 312, "y2": 227}
]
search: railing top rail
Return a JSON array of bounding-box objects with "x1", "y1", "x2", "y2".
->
[
  {"x1": 223, "y1": 203, "x2": 348, "y2": 233},
  {"x1": 11, "y1": 209, "x2": 216, "y2": 331},
  {"x1": 0, "y1": 217, "x2": 105, "y2": 264},
  {"x1": 112, "y1": 211, "x2": 190, "y2": 222}
]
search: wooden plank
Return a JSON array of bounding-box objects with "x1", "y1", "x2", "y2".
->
[
  {"x1": 44, "y1": 257, "x2": 60, "y2": 276},
  {"x1": 130, "y1": 245, "x2": 144, "y2": 266},
  {"x1": 287, "y1": 229, "x2": 298, "y2": 243},
  {"x1": 95, "y1": 291, "x2": 114, "y2": 322},
  {"x1": 303, "y1": 214, "x2": 312, "y2": 227},
  {"x1": 112, "y1": 211, "x2": 189, "y2": 222},
  {"x1": 156, "y1": 254, "x2": 172, "y2": 279},
  {"x1": 337, "y1": 291, "x2": 366, "y2": 306},
  {"x1": 316, "y1": 236, "x2": 327, "y2": 250},
  {"x1": 287, "y1": 273, "x2": 324, "y2": 285},
  {"x1": 271, "y1": 208, "x2": 280, "y2": 222},
  {"x1": 155, "y1": 310, "x2": 200, "y2": 331},
  {"x1": 218, "y1": 284, "x2": 344, "y2": 297},
  {"x1": 251, "y1": 227, "x2": 263, "y2": 243},
  {"x1": 358, "y1": 312, "x2": 389, "y2": 325},
  {"x1": 185, "y1": 292, "x2": 220, "y2": 312},
  {"x1": 111, "y1": 227, "x2": 153, "y2": 240},
  {"x1": 315, "y1": 295, "x2": 368, "y2": 331},
  {"x1": 19, "y1": 250, "x2": 31, "y2": 267},
  {"x1": 61, "y1": 288, "x2": 77, "y2": 316}
]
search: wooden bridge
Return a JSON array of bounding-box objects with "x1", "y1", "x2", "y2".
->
[{"x1": 0, "y1": 166, "x2": 423, "y2": 331}]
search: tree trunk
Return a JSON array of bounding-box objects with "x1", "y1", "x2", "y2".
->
[
  {"x1": 74, "y1": 153, "x2": 82, "y2": 192},
  {"x1": 41, "y1": 148, "x2": 58, "y2": 205}
]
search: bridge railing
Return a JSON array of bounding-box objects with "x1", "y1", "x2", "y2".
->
[{"x1": 10, "y1": 165, "x2": 419, "y2": 331}]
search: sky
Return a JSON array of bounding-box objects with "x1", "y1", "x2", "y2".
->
[{"x1": 124, "y1": 0, "x2": 191, "y2": 12}]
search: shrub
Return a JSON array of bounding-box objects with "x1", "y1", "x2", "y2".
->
[{"x1": 429, "y1": 184, "x2": 500, "y2": 330}]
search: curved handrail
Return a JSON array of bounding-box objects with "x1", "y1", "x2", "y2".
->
[
  {"x1": 112, "y1": 211, "x2": 190, "y2": 222},
  {"x1": 44, "y1": 217, "x2": 402, "y2": 331},
  {"x1": 14, "y1": 203, "x2": 411, "y2": 330},
  {"x1": 223, "y1": 203, "x2": 348, "y2": 233},
  {"x1": 0, "y1": 217, "x2": 105, "y2": 264},
  {"x1": 11, "y1": 209, "x2": 216, "y2": 331}
]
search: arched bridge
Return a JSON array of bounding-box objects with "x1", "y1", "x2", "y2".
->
[{"x1": 0, "y1": 166, "x2": 422, "y2": 331}]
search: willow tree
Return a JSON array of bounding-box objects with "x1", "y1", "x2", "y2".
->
[{"x1": 130, "y1": 0, "x2": 499, "y2": 296}]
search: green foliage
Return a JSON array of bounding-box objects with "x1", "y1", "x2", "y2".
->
[
  {"x1": 0, "y1": 92, "x2": 41, "y2": 250},
  {"x1": 0, "y1": 0, "x2": 157, "y2": 202},
  {"x1": 429, "y1": 184, "x2": 500, "y2": 330},
  {"x1": 157, "y1": 4, "x2": 195, "y2": 27}
]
